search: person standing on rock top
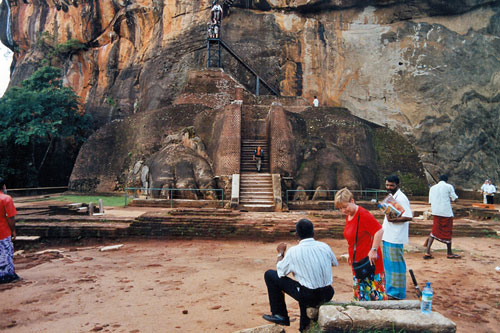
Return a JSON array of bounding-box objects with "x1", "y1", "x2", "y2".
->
[
  {"x1": 211, "y1": 0, "x2": 223, "y2": 25},
  {"x1": 313, "y1": 96, "x2": 319, "y2": 107},
  {"x1": 262, "y1": 219, "x2": 338, "y2": 332},
  {"x1": 0, "y1": 177, "x2": 19, "y2": 284},
  {"x1": 424, "y1": 174, "x2": 461, "y2": 260},
  {"x1": 381, "y1": 175, "x2": 413, "y2": 300}
]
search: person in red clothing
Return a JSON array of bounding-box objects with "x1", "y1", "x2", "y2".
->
[
  {"x1": 0, "y1": 177, "x2": 19, "y2": 284},
  {"x1": 334, "y1": 188, "x2": 387, "y2": 301}
]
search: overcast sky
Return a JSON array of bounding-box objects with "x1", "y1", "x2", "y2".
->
[{"x1": 0, "y1": 43, "x2": 12, "y2": 97}]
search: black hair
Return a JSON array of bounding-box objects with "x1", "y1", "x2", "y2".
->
[
  {"x1": 0, "y1": 177, "x2": 5, "y2": 188},
  {"x1": 296, "y1": 219, "x2": 314, "y2": 239},
  {"x1": 385, "y1": 175, "x2": 400, "y2": 185},
  {"x1": 439, "y1": 174, "x2": 448, "y2": 182}
]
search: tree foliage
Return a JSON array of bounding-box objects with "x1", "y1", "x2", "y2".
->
[{"x1": 0, "y1": 66, "x2": 92, "y2": 187}]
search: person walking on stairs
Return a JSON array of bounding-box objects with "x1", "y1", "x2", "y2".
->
[{"x1": 253, "y1": 146, "x2": 264, "y2": 172}]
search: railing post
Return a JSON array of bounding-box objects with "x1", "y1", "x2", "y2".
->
[
  {"x1": 170, "y1": 189, "x2": 173, "y2": 208},
  {"x1": 218, "y1": 40, "x2": 221, "y2": 68},
  {"x1": 221, "y1": 189, "x2": 224, "y2": 208},
  {"x1": 124, "y1": 189, "x2": 127, "y2": 207},
  {"x1": 286, "y1": 190, "x2": 289, "y2": 207},
  {"x1": 256, "y1": 76, "x2": 260, "y2": 96}
]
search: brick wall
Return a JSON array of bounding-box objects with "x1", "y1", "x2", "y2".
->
[
  {"x1": 268, "y1": 103, "x2": 296, "y2": 176},
  {"x1": 214, "y1": 103, "x2": 242, "y2": 176}
]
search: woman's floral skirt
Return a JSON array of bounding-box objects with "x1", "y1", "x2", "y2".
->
[{"x1": 353, "y1": 272, "x2": 388, "y2": 301}]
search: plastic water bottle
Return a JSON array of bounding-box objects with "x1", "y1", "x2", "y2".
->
[{"x1": 420, "y1": 282, "x2": 433, "y2": 314}]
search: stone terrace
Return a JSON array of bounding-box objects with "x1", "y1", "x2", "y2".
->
[{"x1": 13, "y1": 198, "x2": 500, "y2": 241}]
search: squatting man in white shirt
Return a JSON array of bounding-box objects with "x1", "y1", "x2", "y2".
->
[{"x1": 262, "y1": 219, "x2": 338, "y2": 332}]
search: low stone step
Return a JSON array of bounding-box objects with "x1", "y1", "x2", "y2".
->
[
  {"x1": 239, "y1": 188, "x2": 273, "y2": 192},
  {"x1": 240, "y1": 200, "x2": 275, "y2": 205},
  {"x1": 239, "y1": 204, "x2": 275, "y2": 212},
  {"x1": 240, "y1": 194, "x2": 274, "y2": 199}
]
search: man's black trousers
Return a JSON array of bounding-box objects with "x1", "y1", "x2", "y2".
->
[
  {"x1": 486, "y1": 195, "x2": 494, "y2": 204},
  {"x1": 264, "y1": 269, "x2": 334, "y2": 331}
]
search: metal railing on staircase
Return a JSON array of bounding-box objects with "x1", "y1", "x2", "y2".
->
[{"x1": 207, "y1": 35, "x2": 279, "y2": 96}]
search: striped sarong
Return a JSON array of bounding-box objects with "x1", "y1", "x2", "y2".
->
[
  {"x1": 382, "y1": 241, "x2": 406, "y2": 299},
  {"x1": 0, "y1": 236, "x2": 18, "y2": 284}
]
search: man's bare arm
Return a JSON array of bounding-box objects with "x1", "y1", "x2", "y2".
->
[{"x1": 7, "y1": 216, "x2": 16, "y2": 240}]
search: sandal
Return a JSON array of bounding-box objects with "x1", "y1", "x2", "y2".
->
[
  {"x1": 447, "y1": 254, "x2": 461, "y2": 259},
  {"x1": 423, "y1": 254, "x2": 434, "y2": 260}
]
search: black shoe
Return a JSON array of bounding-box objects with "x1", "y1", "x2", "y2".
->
[{"x1": 262, "y1": 314, "x2": 290, "y2": 326}]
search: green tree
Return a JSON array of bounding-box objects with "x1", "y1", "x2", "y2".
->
[{"x1": 0, "y1": 66, "x2": 92, "y2": 186}]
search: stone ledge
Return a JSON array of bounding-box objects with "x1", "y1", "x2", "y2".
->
[{"x1": 318, "y1": 305, "x2": 456, "y2": 333}]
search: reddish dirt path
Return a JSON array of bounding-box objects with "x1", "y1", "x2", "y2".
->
[{"x1": 1, "y1": 236, "x2": 499, "y2": 332}]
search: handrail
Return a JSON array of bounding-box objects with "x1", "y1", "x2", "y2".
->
[
  {"x1": 286, "y1": 189, "x2": 387, "y2": 207},
  {"x1": 124, "y1": 187, "x2": 224, "y2": 208},
  {"x1": 8, "y1": 186, "x2": 69, "y2": 191},
  {"x1": 218, "y1": 39, "x2": 280, "y2": 96}
]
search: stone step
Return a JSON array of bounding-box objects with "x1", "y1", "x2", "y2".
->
[
  {"x1": 239, "y1": 187, "x2": 273, "y2": 192},
  {"x1": 240, "y1": 191, "x2": 273, "y2": 196},
  {"x1": 239, "y1": 204, "x2": 275, "y2": 212},
  {"x1": 240, "y1": 188, "x2": 273, "y2": 192},
  {"x1": 240, "y1": 180, "x2": 273, "y2": 184},
  {"x1": 240, "y1": 198, "x2": 274, "y2": 205},
  {"x1": 240, "y1": 194, "x2": 274, "y2": 199},
  {"x1": 240, "y1": 179, "x2": 273, "y2": 187},
  {"x1": 241, "y1": 161, "x2": 269, "y2": 165},
  {"x1": 240, "y1": 176, "x2": 273, "y2": 180}
]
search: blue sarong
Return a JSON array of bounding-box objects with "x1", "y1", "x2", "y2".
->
[
  {"x1": 0, "y1": 236, "x2": 18, "y2": 284},
  {"x1": 382, "y1": 240, "x2": 406, "y2": 299}
]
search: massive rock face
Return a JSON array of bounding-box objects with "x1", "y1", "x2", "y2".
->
[{"x1": 1, "y1": 0, "x2": 499, "y2": 189}]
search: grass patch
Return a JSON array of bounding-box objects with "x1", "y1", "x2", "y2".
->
[{"x1": 57, "y1": 195, "x2": 131, "y2": 207}]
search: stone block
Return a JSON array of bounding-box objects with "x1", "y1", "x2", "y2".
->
[
  {"x1": 231, "y1": 174, "x2": 240, "y2": 208},
  {"x1": 318, "y1": 305, "x2": 456, "y2": 333},
  {"x1": 233, "y1": 324, "x2": 285, "y2": 333}
]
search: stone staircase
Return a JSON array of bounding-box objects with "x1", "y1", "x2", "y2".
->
[
  {"x1": 240, "y1": 138, "x2": 274, "y2": 211},
  {"x1": 239, "y1": 102, "x2": 275, "y2": 211},
  {"x1": 239, "y1": 172, "x2": 274, "y2": 211},
  {"x1": 240, "y1": 138, "x2": 269, "y2": 173}
]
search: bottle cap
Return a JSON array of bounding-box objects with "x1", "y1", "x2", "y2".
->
[{"x1": 426, "y1": 282, "x2": 431, "y2": 286}]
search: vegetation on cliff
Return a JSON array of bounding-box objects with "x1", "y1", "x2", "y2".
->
[{"x1": 0, "y1": 66, "x2": 92, "y2": 187}]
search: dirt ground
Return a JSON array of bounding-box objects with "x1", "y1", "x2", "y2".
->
[{"x1": 1, "y1": 236, "x2": 499, "y2": 333}]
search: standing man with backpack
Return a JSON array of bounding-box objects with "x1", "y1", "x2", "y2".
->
[{"x1": 253, "y1": 146, "x2": 264, "y2": 172}]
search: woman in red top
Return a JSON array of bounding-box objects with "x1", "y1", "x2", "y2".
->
[{"x1": 334, "y1": 188, "x2": 387, "y2": 301}]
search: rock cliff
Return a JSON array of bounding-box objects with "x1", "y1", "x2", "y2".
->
[{"x1": 1, "y1": 0, "x2": 499, "y2": 189}]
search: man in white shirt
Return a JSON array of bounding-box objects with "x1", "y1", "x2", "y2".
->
[
  {"x1": 480, "y1": 179, "x2": 489, "y2": 204},
  {"x1": 424, "y1": 174, "x2": 460, "y2": 259},
  {"x1": 263, "y1": 219, "x2": 338, "y2": 332},
  {"x1": 484, "y1": 179, "x2": 496, "y2": 204},
  {"x1": 382, "y1": 175, "x2": 413, "y2": 300}
]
